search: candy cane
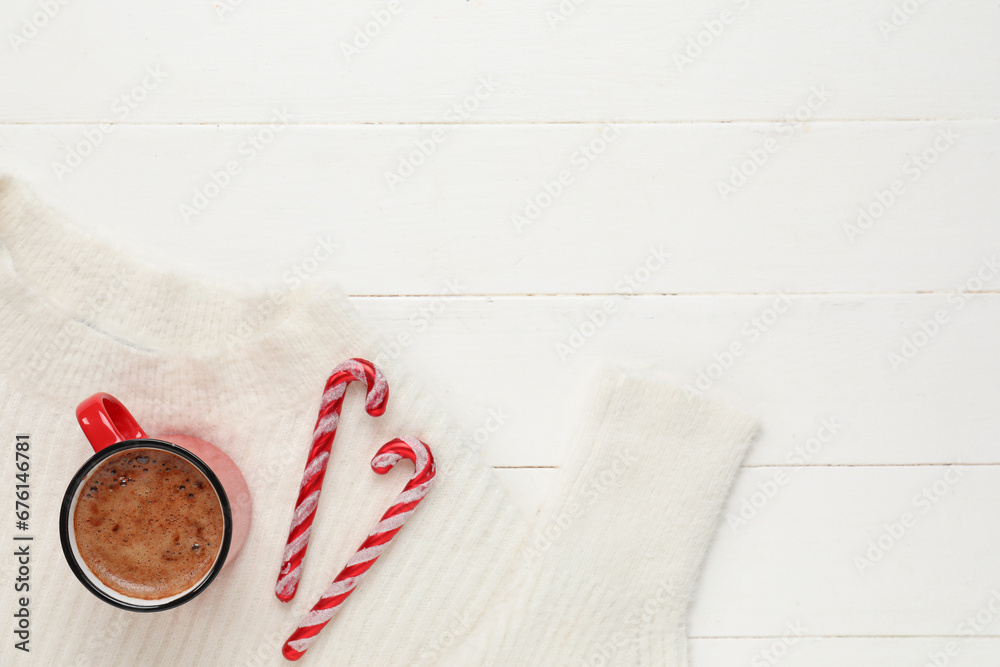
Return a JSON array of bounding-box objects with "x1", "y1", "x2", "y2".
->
[
  {"x1": 282, "y1": 436, "x2": 436, "y2": 661},
  {"x1": 276, "y1": 358, "x2": 389, "y2": 603}
]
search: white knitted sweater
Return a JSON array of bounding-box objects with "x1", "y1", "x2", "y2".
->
[{"x1": 0, "y1": 177, "x2": 757, "y2": 667}]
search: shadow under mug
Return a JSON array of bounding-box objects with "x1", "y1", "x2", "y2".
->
[{"x1": 59, "y1": 393, "x2": 252, "y2": 612}]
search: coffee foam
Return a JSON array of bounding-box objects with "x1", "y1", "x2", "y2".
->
[{"x1": 73, "y1": 447, "x2": 224, "y2": 600}]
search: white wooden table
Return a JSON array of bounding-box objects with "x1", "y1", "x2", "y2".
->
[{"x1": 2, "y1": 1, "x2": 998, "y2": 663}]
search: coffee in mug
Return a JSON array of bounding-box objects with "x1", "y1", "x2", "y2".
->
[
  {"x1": 73, "y1": 447, "x2": 225, "y2": 600},
  {"x1": 61, "y1": 393, "x2": 251, "y2": 611}
]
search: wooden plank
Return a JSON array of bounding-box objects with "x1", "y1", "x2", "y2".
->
[
  {"x1": 354, "y1": 293, "x2": 1000, "y2": 466},
  {"x1": 1, "y1": 1, "x2": 997, "y2": 122},
  {"x1": 3, "y1": 0, "x2": 997, "y2": 657},
  {"x1": 498, "y1": 467, "x2": 1000, "y2": 638},
  {"x1": 693, "y1": 466, "x2": 1000, "y2": 637},
  {"x1": 0, "y1": 121, "x2": 996, "y2": 296}
]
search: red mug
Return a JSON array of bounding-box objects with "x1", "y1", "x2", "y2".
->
[{"x1": 59, "y1": 393, "x2": 252, "y2": 611}]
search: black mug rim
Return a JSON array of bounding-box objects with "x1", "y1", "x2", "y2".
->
[{"x1": 59, "y1": 438, "x2": 233, "y2": 613}]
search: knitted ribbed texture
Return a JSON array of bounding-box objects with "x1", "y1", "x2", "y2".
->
[
  {"x1": 438, "y1": 372, "x2": 758, "y2": 666},
  {"x1": 0, "y1": 177, "x2": 758, "y2": 666},
  {"x1": 0, "y1": 177, "x2": 526, "y2": 666}
]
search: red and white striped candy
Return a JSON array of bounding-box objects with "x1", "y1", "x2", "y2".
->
[
  {"x1": 282, "y1": 436, "x2": 436, "y2": 661},
  {"x1": 276, "y1": 358, "x2": 389, "y2": 603}
]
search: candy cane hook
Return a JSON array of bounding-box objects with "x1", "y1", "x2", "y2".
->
[
  {"x1": 276, "y1": 358, "x2": 389, "y2": 602},
  {"x1": 282, "y1": 436, "x2": 436, "y2": 661}
]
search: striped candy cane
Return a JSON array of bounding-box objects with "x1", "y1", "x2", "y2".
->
[
  {"x1": 276, "y1": 358, "x2": 389, "y2": 603},
  {"x1": 282, "y1": 436, "x2": 436, "y2": 661}
]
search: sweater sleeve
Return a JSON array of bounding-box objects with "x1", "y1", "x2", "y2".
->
[{"x1": 439, "y1": 369, "x2": 758, "y2": 666}]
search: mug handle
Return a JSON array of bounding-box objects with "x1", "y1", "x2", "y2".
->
[{"x1": 76, "y1": 393, "x2": 148, "y2": 453}]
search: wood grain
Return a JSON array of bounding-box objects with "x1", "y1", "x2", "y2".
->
[
  {"x1": 1, "y1": 1, "x2": 997, "y2": 122},
  {"x1": 2, "y1": 0, "x2": 997, "y2": 660},
  {"x1": 0, "y1": 122, "x2": 995, "y2": 295}
]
